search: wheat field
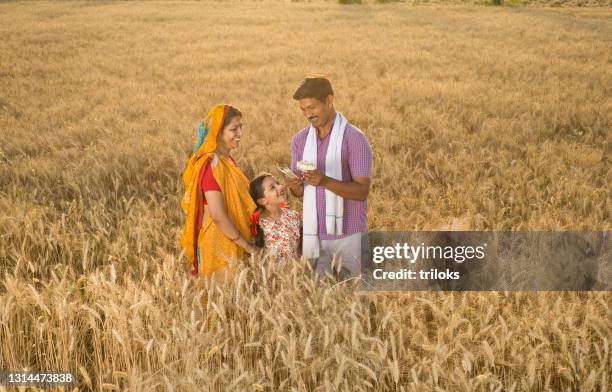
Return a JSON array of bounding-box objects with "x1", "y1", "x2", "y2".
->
[{"x1": 1, "y1": 1, "x2": 611, "y2": 391}]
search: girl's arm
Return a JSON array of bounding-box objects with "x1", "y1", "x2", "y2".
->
[{"x1": 205, "y1": 190, "x2": 260, "y2": 254}]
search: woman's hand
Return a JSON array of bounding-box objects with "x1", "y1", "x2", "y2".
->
[
  {"x1": 235, "y1": 237, "x2": 261, "y2": 255},
  {"x1": 245, "y1": 243, "x2": 262, "y2": 255}
]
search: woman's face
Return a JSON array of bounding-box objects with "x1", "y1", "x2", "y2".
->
[
  {"x1": 259, "y1": 176, "x2": 286, "y2": 208},
  {"x1": 217, "y1": 116, "x2": 243, "y2": 152}
]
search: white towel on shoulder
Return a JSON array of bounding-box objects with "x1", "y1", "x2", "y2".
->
[{"x1": 302, "y1": 112, "x2": 347, "y2": 259}]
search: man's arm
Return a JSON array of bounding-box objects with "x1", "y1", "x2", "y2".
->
[
  {"x1": 324, "y1": 176, "x2": 370, "y2": 200},
  {"x1": 302, "y1": 172, "x2": 370, "y2": 200},
  {"x1": 302, "y1": 128, "x2": 373, "y2": 200},
  {"x1": 286, "y1": 176, "x2": 304, "y2": 198},
  {"x1": 287, "y1": 132, "x2": 305, "y2": 198}
]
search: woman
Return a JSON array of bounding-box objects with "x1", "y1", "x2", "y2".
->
[{"x1": 181, "y1": 104, "x2": 260, "y2": 279}]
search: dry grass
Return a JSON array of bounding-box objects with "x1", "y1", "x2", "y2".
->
[{"x1": 0, "y1": 1, "x2": 610, "y2": 391}]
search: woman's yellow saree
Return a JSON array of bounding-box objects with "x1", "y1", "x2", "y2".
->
[{"x1": 180, "y1": 104, "x2": 255, "y2": 279}]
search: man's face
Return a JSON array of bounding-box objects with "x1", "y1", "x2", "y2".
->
[{"x1": 298, "y1": 96, "x2": 333, "y2": 129}]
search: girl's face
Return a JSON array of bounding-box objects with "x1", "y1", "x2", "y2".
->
[
  {"x1": 217, "y1": 116, "x2": 243, "y2": 152},
  {"x1": 258, "y1": 176, "x2": 286, "y2": 209}
]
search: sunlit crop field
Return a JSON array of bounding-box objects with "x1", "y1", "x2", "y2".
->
[{"x1": 1, "y1": 1, "x2": 610, "y2": 391}]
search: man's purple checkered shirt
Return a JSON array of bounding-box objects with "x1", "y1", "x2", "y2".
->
[{"x1": 291, "y1": 121, "x2": 373, "y2": 241}]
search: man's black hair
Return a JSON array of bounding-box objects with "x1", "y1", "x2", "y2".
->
[{"x1": 292, "y1": 77, "x2": 334, "y2": 102}]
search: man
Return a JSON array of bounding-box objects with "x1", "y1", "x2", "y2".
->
[{"x1": 284, "y1": 76, "x2": 373, "y2": 278}]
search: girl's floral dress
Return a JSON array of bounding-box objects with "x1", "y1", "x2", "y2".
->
[{"x1": 259, "y1": 208, "x2": 301, "y2": 261}]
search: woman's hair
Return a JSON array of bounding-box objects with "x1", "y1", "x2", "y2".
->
[
  {"x1": 221, "y1": 106, "x2": 242, "y2": 130},
  {"x1": 249, "y1": 173, "x2": 272, "y2": 248}
]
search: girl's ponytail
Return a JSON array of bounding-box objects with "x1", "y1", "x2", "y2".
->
[
  {"x1": 250, "y1": 209, "x2": 265, "y2": 248},
  {"x1": 249, "y1": 173, "x2": 273, "y2": 249}
]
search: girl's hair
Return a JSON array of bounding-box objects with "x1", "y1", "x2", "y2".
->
[{"x1": 249, "y1": 173, "x2": 272, "y2": 248}]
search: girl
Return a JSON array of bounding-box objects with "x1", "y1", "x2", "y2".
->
[{"x1": 249, "y1": 174, "x2": 301, "y2": 261}]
